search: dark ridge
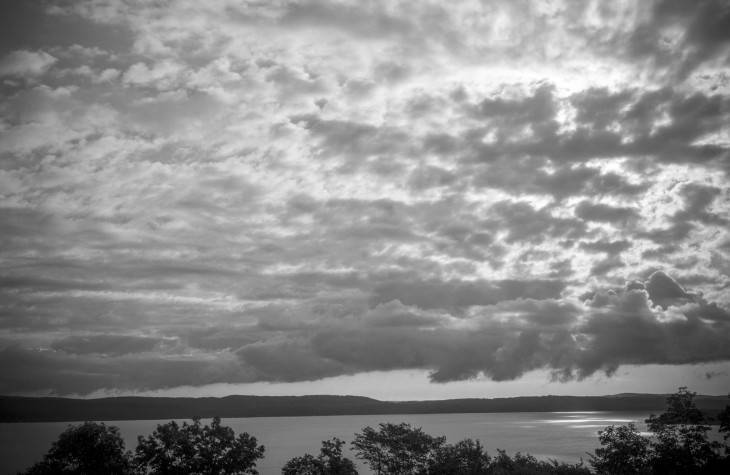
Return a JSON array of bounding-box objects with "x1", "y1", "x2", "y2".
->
[{"x1": 1, "y1": 394, "x2": 727, "y2": 423}]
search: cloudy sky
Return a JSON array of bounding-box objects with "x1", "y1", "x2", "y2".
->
[{"x1": 1, "y1": 0, "x2": 729, "y2": 400}]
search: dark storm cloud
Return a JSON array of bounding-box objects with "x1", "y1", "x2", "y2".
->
[
  {"x1": 531, "y1": 165, "x2": 602, "y2": 201},
  {"x1": 230, "y1": 273, "x2": 730, "y2": 385},
  {"x1": 471, "y1": 158, "x2": 599, "y2": 200},
  {"x1": 50, "y1": 334, "x2": 162, "y2": 356},
  {"x1": 626, "y1": 0, "x2": 730, "y2": 79},
  {"x1": 570, "y1": 87, "x2": 635, "y2": 131},
  {"x1": 574, "y1": 201, "x2": 640, "y2": 225},
  {"x1": 291, "y1": 114, "x2": 413, "y2": 166},
  {"x1": 579, "y1": 240, "x2": 632, "y2": 257},
  {"x1": 407, "y1": 165, "x2": 458, "y2": 191},
  {"x1": 684, "y1": 301, "x2": 730, "y2": 323},
  {"x1": 488, "y1": 201, "x2": 587, "y2": 244},
  {"x1": 571, "y1": 278, "x2": 730, "y2": 379},
  {"x1": 0, "y1": 346, "x2": 248, "y2": 395},
  {"x1": 640, "y1": 222, "x2": 695, "y2": 246},
  {"x1": 237, "y1": 336, "x2": 348, "y2": 383},
  {"x1": 471, "y1": 159, "x2": 649, "y2": 201},
  {"x1": 625, "y1": 90, "x2": 730, "y2": 164},
  {"x1": 642, "y1": 271, "x2": 698, "y2": 309},
  {"x1": 265, "y1": 65, "x2": 328, "y2": 99},
  {"x1": 280, "y1": 0, "x2": 415, "y2": 40},
  {"x1": 184, "y1": 327, "x2": 259, "y2": 351},
  {"x1": 457, "y1": 85, "x2": 729, "y2": 168},
  {"x1": 589, "y1": 258, "x2": 626, "y2": 277},
  {"x1": 641, "y1": 183, "x2": 727, "y2": 247},
  {"x1": 368, "y1": 278, "x2": 566, "y2": 311},
  {"x1": 0, "y1": 274, "x2": 107, "y2": 293},
  {"x1": 673, "y1": 183, "x2": 728, "y2": 226},
  {"x1": 294, "y1": 197, "x2": 418, "y2": 243},
  {"x1": 471, "y1": 83, "x2": 557, "y2": 125},
  {"x1": 236, "y1": 299, "x2": 582, "y2": 384},
  {"x1": 587, "y1": 172, "x2": 651, "y2": 197},
  {"x1": 0, "y1": 1, "x2": 133, "y2": 55},
  {"x1": 706, "y1": 371, "x2": 728, "y2": 379}
]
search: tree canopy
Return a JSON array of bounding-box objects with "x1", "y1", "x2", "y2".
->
[
  {"x1": 351, "y1": 422, "x2": 445, "y2": 475},
  {"x1": 24, "y1": 421, "x2": 133, "y2": 475},
  {"x1": 282, "y1": 437, "x2": 358, "y2": 475},
  {"x1": 135, "y1": 416, "x2": 264, "y2": 475},
  {"x1": 590, "y1": 387, "x2": 730, "y2": 475},
  {"x1": 427, "y1": 438, "x2": 491, "y2": 474},
  {"x1": 646, "y1": 386, "x2": 706, "y2": 425},
  {"x1": 589, "y1": 422, "x2": 651, "y2": 475}
]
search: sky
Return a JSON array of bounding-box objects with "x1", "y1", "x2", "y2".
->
[{"x1": 0, "y1": 0, "x2": 729, "y2": 400}]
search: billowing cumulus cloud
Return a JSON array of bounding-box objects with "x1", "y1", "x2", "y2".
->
[{"x1": 0, "y1": 0, "x2": 729, "y2": 396}]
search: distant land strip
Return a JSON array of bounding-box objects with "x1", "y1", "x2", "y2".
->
[{"x1": 1, "y1": 394, "x2": 728, "y2": 423}]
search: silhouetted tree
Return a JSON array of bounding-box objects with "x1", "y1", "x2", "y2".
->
[
  {"x1": 489, "y1": 449, "x2": 589, "y2": 475},
  {"x1": 134, "y1": 416, "x2": 264, "y2": 475},
  {"x1": 351, "y1": 422, "x2": 445, "y2": 475},
  {"x1": 282, "y1": 437, "x2": 358, "y2": 475},
  {"x1": 719, "y1": 396, "x2": 730, "y2": 455},
  {"x1": 282, "y1": 453, "x2": 321, "y2": 475},
  {"x1": 647, "y1": 386, "x2": 705, "y2": 425},
  {"x1": 588, "y1": 422, "x2": 651, "y2": 475},
  {"x1": 644, "y1": 387, "x2": 720, "y2": 474},
  {"x1": 427, "y1": 438, "x2": 490, "y2": 474},
  {"x1": 23, "y1": 421, "x2": 134, "y2": 475},
  {"x1": 591, "y1": 386, "x2": 728, "y2": 475}
]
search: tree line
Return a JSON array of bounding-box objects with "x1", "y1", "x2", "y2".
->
[{"x1": 18, "y1": 387, "x2": 730, "y2": 474}]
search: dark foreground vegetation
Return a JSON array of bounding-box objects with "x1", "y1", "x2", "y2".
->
[{"x1": 17, "y1": 388, "x2": 730, "y2": 475}]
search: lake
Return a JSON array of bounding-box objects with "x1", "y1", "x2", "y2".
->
[{"x1": 0, "y1": 411, "x2": 655, "y2": 474}]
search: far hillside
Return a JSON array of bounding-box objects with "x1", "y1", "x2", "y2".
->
[{"x1": 1, "y1": 393, "x2": 728, "y2": 423}]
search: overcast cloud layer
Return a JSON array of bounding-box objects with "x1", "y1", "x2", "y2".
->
[{"x1": 1, "y1": 0, "x2": 729, "y2": 397}]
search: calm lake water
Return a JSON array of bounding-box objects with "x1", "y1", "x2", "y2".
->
[{"x1": 0, "y1": 411, "x2": 655, "y2": 474}]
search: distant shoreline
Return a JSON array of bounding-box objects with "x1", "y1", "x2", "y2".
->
[{"x1": 1, "y1": 393, "x2": 727, "y2": 423}]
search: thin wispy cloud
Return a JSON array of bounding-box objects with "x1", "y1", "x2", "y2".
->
[{"x1": 0, "y1": 0, "x2": 728, "y2": 397}]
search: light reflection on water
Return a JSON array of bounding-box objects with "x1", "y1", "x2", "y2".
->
[
  {"x1": 541, "y1": 413, "x2": 645, "y2": 431},
  {"x1": 542, "y1": 418, "x2": 636, "y2": 424},
  {"x1": 541, "y1": 411, "x2": 640, "y2": 427}
]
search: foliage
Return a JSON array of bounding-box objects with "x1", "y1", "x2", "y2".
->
[
  {"x1": 644, "y1": 387, "x2": 721, "y2": 475},
  {"x1": 427, "y1": 438, "x2": 491, "y2": 474},
  {"x1": 588, "y1": 423, "x2": 651, "y2": 475},
  {"x1": 489, "y1": 449, "x2": 590, "y2": 475},
  {"x1": 719, "y1": 398, "x2": 730, "y2": 454},
  {"x1": 351, "y1": 422, "x2": 445, "y2": 475},
  {"x1": 134, "y1": 416, "x2": 264, "y2": 475},
  {"x1": 647, "y1": 420, "x2": 719, "y2": 475},
  {"x1": 23, "y1": 421, "x2": 134, "y2": 475},
  {"x1": 282, "y1": 437, "x2": 358, "y2": 475},
  {"x1": 589, "y1": 386, "x2": 729, "y2": 475},
  {"x1": 646, "y1": 386, "x2": 705, "y2": 426}
]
